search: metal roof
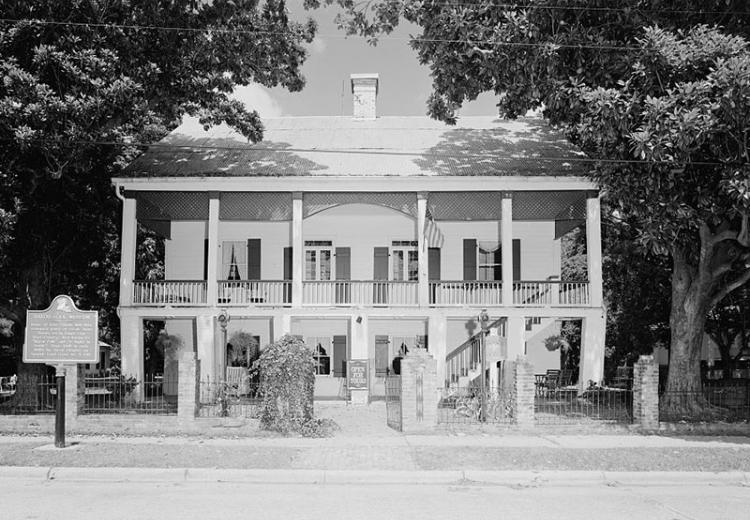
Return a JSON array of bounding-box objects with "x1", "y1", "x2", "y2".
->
[{"x1": 122, "y1": 115, "x2": 590, "y2": 178}]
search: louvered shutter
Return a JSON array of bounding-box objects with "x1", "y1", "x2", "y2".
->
[
  {"x1": 463, "y1": 239, "x2": 477, "y2": 280},
  {"x1": 332, "y1": 335, "x2": 347, "y2": 377},
  {"x1": 247, "y1": 239, "x2": 261, "y2": 280},
  {"x1": 512, "y1": 239, "x2": 521, "y2": 281},
  {"x1": 375, "y1": 335, "x2": 389, "y2": 377}
]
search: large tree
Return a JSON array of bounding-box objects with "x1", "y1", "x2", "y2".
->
[
  {"x1": 316, "y1": 1, "x2": 750, "y2": 406},
  {"x1": 0, "y1": 1, "x2": 315, "y2": 396}
]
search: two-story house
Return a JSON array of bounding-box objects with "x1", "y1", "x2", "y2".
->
[{"x1": 113, "y1": 74, "x2": 605, "y2": 403}]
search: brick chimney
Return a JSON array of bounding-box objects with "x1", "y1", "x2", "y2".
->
[{"x1": 351, "y1": 73, "x2": 379, "y2": 120}]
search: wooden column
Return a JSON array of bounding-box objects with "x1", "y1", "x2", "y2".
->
[
  {"x1": 119, "y1": 195, "x2": 137, "y2": 307},
  {"x1": 206, "y1": 193, "x2": 220, "y2": 306},
  {"x1": 292, "y1": 192, "x2": 304, "y2": 308},
  {"x1": 417, "y1": 192, "x2": 429, "y2": 307},
  {"x1": 586, "y1": 192, "x2": 603, "y2": 307},
  {"x1": 501, "y1": 192, "x2": 514, "y2": 306}
]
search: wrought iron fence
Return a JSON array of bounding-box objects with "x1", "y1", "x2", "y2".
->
[
  {"x1": 660, "y1": 381, "x2": 750, "y2": 423},
  {"x1": 385, "y1": 375, "x2": 402, "y2": 431},
  {"x1": 81, "y1": 375, "x2": 177, "y2": 415},
  {"x1": 534, "y1": 386, "x2": 632, "y2": 424},
  {"x1": 0, "y1": 375, "x2": 56, "y2": 415},
  {"x1": 198, "y1": 377, "x2": 262, "y2": 418},
  {"x1": 437, "y1": 386, "x2": 514, "y2": 424}
]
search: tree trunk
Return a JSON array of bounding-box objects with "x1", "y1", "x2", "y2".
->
[{"x1": 662, "y1": 250, "x2": 725, "y2": 420}]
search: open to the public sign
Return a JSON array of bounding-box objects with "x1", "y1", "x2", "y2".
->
[
  {"x1": 23, "y1": 295, "x2": 98, "y2": 364},
  {"x1": 348, "y1": 360, "x2": 368, "y2": 390}
]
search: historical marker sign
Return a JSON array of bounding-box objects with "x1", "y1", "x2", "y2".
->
[
  {"x1": 24, "y1": 295, "x2": 98, "y2": 364},
  {"x1": 348, "y1": 359, "x2": 368, "y2": 390}
]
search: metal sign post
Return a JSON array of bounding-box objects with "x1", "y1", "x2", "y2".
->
[
  {"x1": 24, "y1": 295, "x2": 98, "y2": 449},
  {"x1": 54, "y1": 365, "x2": 66, "y2": 448}
]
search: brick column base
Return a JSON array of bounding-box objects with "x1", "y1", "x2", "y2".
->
[
  {"x1": 400, "y1": 348, "x2": 438, "y2": 433},
  {"x1": 512, "y1": 355, "x2": 535, "y2": 427},
  {"x1": 178, "y1": 351, "x2": 200, "y2": 422},
  {"x1": 633, "y1": 355, "x2": 659, "y2": 430}
]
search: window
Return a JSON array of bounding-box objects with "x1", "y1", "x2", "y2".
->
[
  {"x1": 222, "y1": 241, "x2": 247, "y2": 280},
  {"x1": 391, "y1": 241, "x2": 418, "y2": 281},
  {"x1": 305, "y1": 241, "x2": 333, "y2": 281},
  {"x1": 309, "y1": 337, "x2": 331, "y2": 375},
  {"x1": 477, "y1": 242, "x2": 501, "y2": 281}
]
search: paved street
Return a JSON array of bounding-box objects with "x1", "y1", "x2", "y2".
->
[{"x1": 2, "y1": 474, "x2": 749, "y2": 520}]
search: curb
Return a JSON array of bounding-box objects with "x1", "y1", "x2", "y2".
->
[{"x1": 1, "y1": 466, "x2": 748, "y2": 486}]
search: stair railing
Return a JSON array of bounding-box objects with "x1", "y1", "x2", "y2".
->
[{"x1": 445, "y1": 317, "x2": 506, "y2": 387}]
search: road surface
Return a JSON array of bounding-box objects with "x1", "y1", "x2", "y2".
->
[{"x1": 3, "y1": 473, "x2": 748, "y2": 519}]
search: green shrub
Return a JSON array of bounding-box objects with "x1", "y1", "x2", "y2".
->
[{"x1": 254, "y1": 334, "x2": 315, "y2": 434}]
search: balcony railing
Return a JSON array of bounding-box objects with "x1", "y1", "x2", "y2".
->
[
  {"x1": 132, "y1": 280, "x2": 207, "y2": 305},
  {"x1": 129, "y1": 279, "x2": 591, "y2": 307},
  {"x1": 429, "y1": 281, "x2": 503, "y2": 306},
  {"x1": 513, "y1": 280, "x2": 589, "y2": 306},
  {"x1": 303, "y1": 281, "x2": 418, "y2": 306},
  {"x1": 218, "y1": 280, "x2": 291, "y2": 306}
]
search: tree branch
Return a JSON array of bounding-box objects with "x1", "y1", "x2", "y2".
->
[{"x1": 709, "y1": 267, "x2": 750, "y2": 309}]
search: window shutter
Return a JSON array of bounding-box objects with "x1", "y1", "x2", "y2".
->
[
  {"x1": 513, "y1": 239, "x2": 521, "y2": 281},
  {"x1": 203, "y1": 238, "x2": 209, "y2": 280},
  {"x1": 428, "y1": 247, "x2": 441, "y2": 281},
  {"x1": 373, "y1": 247, "x2": 389, "y2": 280},
  {"x1": 332, "y1": 335, "x2": 347, "y2": 377},
  {"x1": 247, "y1": 239, "x2": 261, "y2": 280},
  {"x1": 283, "y1": 247, "x2": 293, "y2": 280},
  {"x1": 283, "y1": 247, "x2": 293, "y2": 304},
  {"x1": 463, "y1": 239, "x2": 477, "y2": 281},
  {"x1": 375, "y1": 335, "x2": 389, "y2": 377},
  {"x1": 335, "y1": 247, "x2": 351, "y2": 280}
]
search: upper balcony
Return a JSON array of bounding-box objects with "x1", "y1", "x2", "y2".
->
[
  {"x1": 129, "y1": 278, "x2": 590, "y2": 308},
  {"x1": 117, "y1": 185, "x2": 603, "y2": 312}
]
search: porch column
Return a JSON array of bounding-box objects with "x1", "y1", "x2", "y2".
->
[
  {"x1": 206, "y1": 193, "x2": 220, "y2": 306},
  {"x1": 292, "y1": 192, "x2": 303, "y2": 308},
  {"x1": 417, "y1": 192, "x2": 429, "y2": 306},
  {"x1": 501, "y1": 192, "x2": 514, "y2": 305},
  {"x1": 579, "y1": 311, "x2": 606, "y2": 389},
  {"x1": 119, "y1": 195, "x2": 137, "y2": 307},
  {"x1": 120, "y1": 314, "x2": 144, "y2": 381},
  {"x1": 428, "y1": 314, "x2": 447, "y2": 386},
  {"x1": 350, "y1": 314, "x2": 369, "y2": 405},
  {"x1": 502, "y1": 315, "x2": 526, "y2": 393},
  {"x1": 586, "y1": 192, "x2": 603, "y2": 307},
  {"x1": 272, "y1": 314, "x2": 292, "y2": 341}
]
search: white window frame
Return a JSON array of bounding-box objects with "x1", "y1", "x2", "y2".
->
[
  {"x1": 221, "y1": 240, "x2": 248, "y2": 281},
  {"x1": 477, "y1": 241, "x2": 501, "y2": 281},
  {"x1": 390, "y1": 240, "x2": 418, "y2": 282},
  {"x1": 308, "y1": 336, "x2": 332, "y2": 377},
  {"x1": 304, "y1": 240, "x2": 334, "y2": 281}
]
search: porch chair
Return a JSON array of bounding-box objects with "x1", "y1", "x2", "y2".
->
[
  {"x1": 225, "y1": 366, "x2": 249, "y2": 398},
  {"x1": 537, "y1": 369, "x2": 561, "y2": 397}
]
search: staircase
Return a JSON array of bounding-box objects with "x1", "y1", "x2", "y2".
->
[{"x1": 444, "y1": 318, "x2": 506, "y2": 388}]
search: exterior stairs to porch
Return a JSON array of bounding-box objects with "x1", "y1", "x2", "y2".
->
[{"x1": 445, "y1": 318, "x2": 507, "y2": 389}]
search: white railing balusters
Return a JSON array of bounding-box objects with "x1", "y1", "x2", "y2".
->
[{"x1": 132, "y1": 280, "x2": 207, "y2": 305}]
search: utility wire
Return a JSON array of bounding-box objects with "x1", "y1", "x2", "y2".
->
[
  {"x1": 411, "y1": 1, "x2": 750, "y2": 16},
  {"x1": 0, "y1": 17, "x2": 646, "y2": 51}
]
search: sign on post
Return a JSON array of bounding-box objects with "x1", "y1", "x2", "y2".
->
[
  {"x1": 24, "y1": 295, "x2": 98, "y2": 364},
  {"x1": 348, "y1": 359, "x2": 368, "y2": 390},
  {"x1": 24, "y1": 295, "x2": 98, "y2": 449}
]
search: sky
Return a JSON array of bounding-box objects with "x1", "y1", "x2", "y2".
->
[{"x1": 231, "y1": 3, "x2": 498, "y2": 118}]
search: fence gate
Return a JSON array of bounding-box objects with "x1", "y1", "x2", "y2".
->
[{"x1": 385, "y1": 375, "x2": 402, "y2": 431}]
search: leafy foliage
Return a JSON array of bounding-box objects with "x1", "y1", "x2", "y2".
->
[
  {"x1": 254, "y1": 334, "x2": 317, "y2": 435},
  {"x1": 0, "y1": 1, "x2": 315, "y2": 361}
]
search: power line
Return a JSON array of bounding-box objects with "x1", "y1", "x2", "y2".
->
[
  {"x1": 0, "y1": 17, "x2": 643, "y2": 51},
  {"x1": 0, "y1": 136, "x2": 730, "y2": 167},
  {"x1": 416, "y1": 1, "x2": 750, "y2": 16}
]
